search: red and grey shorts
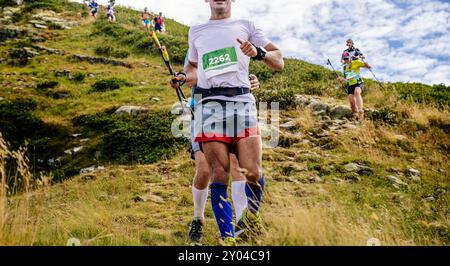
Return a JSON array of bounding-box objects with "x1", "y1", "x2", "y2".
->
[{"x1": 193, "y1": 100, "x2": 260, "y2": 145}]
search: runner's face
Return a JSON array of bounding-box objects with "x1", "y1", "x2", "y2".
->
[
  {"x1": 347, "y1": 42, "x2": 353, "y2": 48},
  {"x1": 208, "y1": 0, "x2": 233, "y2": 15}
]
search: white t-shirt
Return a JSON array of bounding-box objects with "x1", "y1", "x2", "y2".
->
[{"x1": 188, "y1": 18, "x2": 270, "y2": 103}]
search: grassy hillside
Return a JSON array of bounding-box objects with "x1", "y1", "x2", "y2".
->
[{"x1": 0, "y1": 0, "x2": 449, "y2": 246}]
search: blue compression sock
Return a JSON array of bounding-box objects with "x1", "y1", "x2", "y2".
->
[
  {"x1": 245, "y1": 176, "x2": 265, "y2": 213},
  {"x1": 210, "y1": 183, "x2": 234, "y2": 239}
]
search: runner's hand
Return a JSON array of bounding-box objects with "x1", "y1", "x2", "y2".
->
[
  {"x1": 170, "y1": 73, "x2": 186, "y2": 89},
  {"x1": 249, "y1": 74, "x2": 260, "y2": 91},
  {"x1": 337, "y1": 77, "x2": 346, "y2": 82},
  {"x1": 237, "y1": 38, "x2": 258, "y2": 58}
]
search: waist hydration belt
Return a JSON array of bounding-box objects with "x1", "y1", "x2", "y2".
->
[{"x1": 193, "y1": 86, "x2": 250, "y2": 98}]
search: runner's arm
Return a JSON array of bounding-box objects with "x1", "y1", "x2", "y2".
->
[{"x1": 262, "y1": 42, "x2": 284, "y2": 71}]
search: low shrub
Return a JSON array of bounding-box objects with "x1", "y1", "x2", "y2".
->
[
  {"x1": 36, "y1": 80, "x2": 59, "y2": 90},
  {"x1": 91, "y1": 78, "x2": 128, "y2": 92},
  {"x1": 74, "y1": 109, "x2": 186, "y2": 164}
]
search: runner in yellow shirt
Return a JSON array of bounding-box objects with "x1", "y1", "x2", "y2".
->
[{"x1": 338, "y1": 52, "x2": 371, "y2": 121}]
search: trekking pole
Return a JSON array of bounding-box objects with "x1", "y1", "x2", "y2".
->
[
  {"x1": 327, "y1": 59, "x2": 346, "y2": 90},
  {"x1": 148, "y1": 30, "x2": 193, "y2": 116},
  {"x1": 327, "y1": 59, "x2": 340, "y2": 79}
]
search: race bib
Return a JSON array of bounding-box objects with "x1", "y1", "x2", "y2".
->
[
  {"x1": 345, "y1": 70, "x2": 359, "y2": 85},
  {"x1": 202, "y1": 47, "x2": 238, "y2": 79}
]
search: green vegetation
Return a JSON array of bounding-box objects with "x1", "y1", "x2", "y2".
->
[
  {"x1": 392, "y1": 82, "x2": 450, "y2": 108},
  {"x1": 73, "y1": 110, "x2": 186, "y2": 164},
  {"x1": 91, "y1": 78, "x2": 128, "y2": 92},
  {"x1": 95, "y1": 45, "x2": 130, "y2": 59}
]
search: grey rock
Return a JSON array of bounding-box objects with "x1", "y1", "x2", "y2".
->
[
  {"x1": 309, "y1": 101, "x2": 329, "y2": 113},
  {"x1": 425, "y1": 196, "x2": 435, "y2": 202},
  {"x1": 0, "y1": 97, "x2": 4, "y2": 101},
  {"x1": 148, "y1": 194, "x2": 164, "y2": 203},
  {"x1": 71, "y1": 54, "x2": 133, "y2": 68},
  {"x1": 280, "y1": 120, "x2": 296, "y2": 129},
  {"x1": 388, "y1": 175, "x2": 408, "y2": 188},
  {"x1": 34, "y1": 24, "x2": 48, "y2": 29},
  {"x1": 393, "y1": 135, "x2": 408, "y2": 141},
  {"x1": 29, "y1": 20, "x2": 46, "y2": 25},
  {"x1": 316, "y1": 131, "x2": 329, "y2": 138},
  {"x1": 342, "y1": 124, "x2": 358, "y2": 130},
  {"x1": 54, "y1": 69, "x2": 71, "y2": 77},
  {"x1": 295, "y1": 95, "x2": 310, "y2": 106},
  {"x1": 151, "y1": 97, "x2": 161, "y2": 102},
  {"x1": 330, "y1": 105, "x2": 353, "y2": 119},
  {"x1": 34, "y1": 45, "x2": 65, "y2": 55},
  {"x1": 64, "y1": 146, "x2": 83, "y2": 155},
  {"x1": 115, "y1": 106, "x2": 148, "y2": 115},
  {"x1": 407, "y1": 168, "x2": 421, "y2": 181},
  {"x1": 80, "y1": 166, "x2": 96, "y2": 175},
  {"x1": 344, "y1": 163, "x2": 373, "y2": 176},
  {"x1": 309, "y1": 175, "x2": 323, "y2": 183},
  {"x1": 344, "y1": 163, "x2": 360, "y2": 172},
  {"x1": 23, "y1": 47, "x2": 40, "y2": 57},
  {"x1": 313, "y1": 110, "x2": 327, "y2": 116}
]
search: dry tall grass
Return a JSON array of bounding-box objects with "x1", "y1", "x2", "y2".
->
[
  {"x1": 263, "y1": 200, "x2": 411, "y2": 246},
  {"x1": 0, "y1": 133, "x2": 47, "y2": 245}
]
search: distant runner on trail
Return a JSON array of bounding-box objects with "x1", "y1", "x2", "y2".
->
[
  {"x1": 338, "y1": 52, "x2": 371, "y2": 122},
  {"x1": 342, "y1": 39, "x2": 364, "y2": 63},
  {"x1": 106, "y1": 4, "x2": 115, "y2": 22},
  {"x1": 153, "y1": 12, "x2": 165, "y2": 33},
  {"x1": 170, "y1": 0, "x2": 284, "y2": 246},
  {"x1": 88, "y1": 0, "x2": 99, "y2": 19},
  {"x1": 142, "y1": 8, "x2": 152, "y2": 30}
]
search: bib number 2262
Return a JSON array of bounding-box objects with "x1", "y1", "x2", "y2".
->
[{"x1": 203, "y1": 47, "x2": 238, "y2": 79}]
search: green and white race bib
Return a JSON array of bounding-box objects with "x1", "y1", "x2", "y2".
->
[
  {"x1": 345, "y1": 70, "x2": 359, "y2": 85},
  {"x1": 202, "y1": 47, "x2": 239, "y2": 79}
]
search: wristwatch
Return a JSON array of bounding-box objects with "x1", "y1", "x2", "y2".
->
[{"x1": 252, "y1": 46, "x2": 267, "y2": 61}]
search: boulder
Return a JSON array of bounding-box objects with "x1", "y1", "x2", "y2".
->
[
  {"x1": 295, "y1": 95, "x2": 311, "y2": 106},
  {"x1": 34, "y1": 24, "x2": 48, "y2": 29},
  {"x1": 309, "y1": 101, "x2": 329, "y2": 113},
  {"x1": 330, "y1": 105, "x2": 353, "y2": 119},
  {"x1": 388, "y1": 175, "x2": 408, "y2": 188},
  {"x1": 344, "y1": 163, "x2": 360, "y2": 172},
  {"x1": 115, "y1": 106, "x2": 148, "y2": 115},
  {"x1": 344, "y1": 163, "x2": 373, "y2": 176},
  {"x1": 407, "y1": 168, "x2": 421, "y2": 181}
]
